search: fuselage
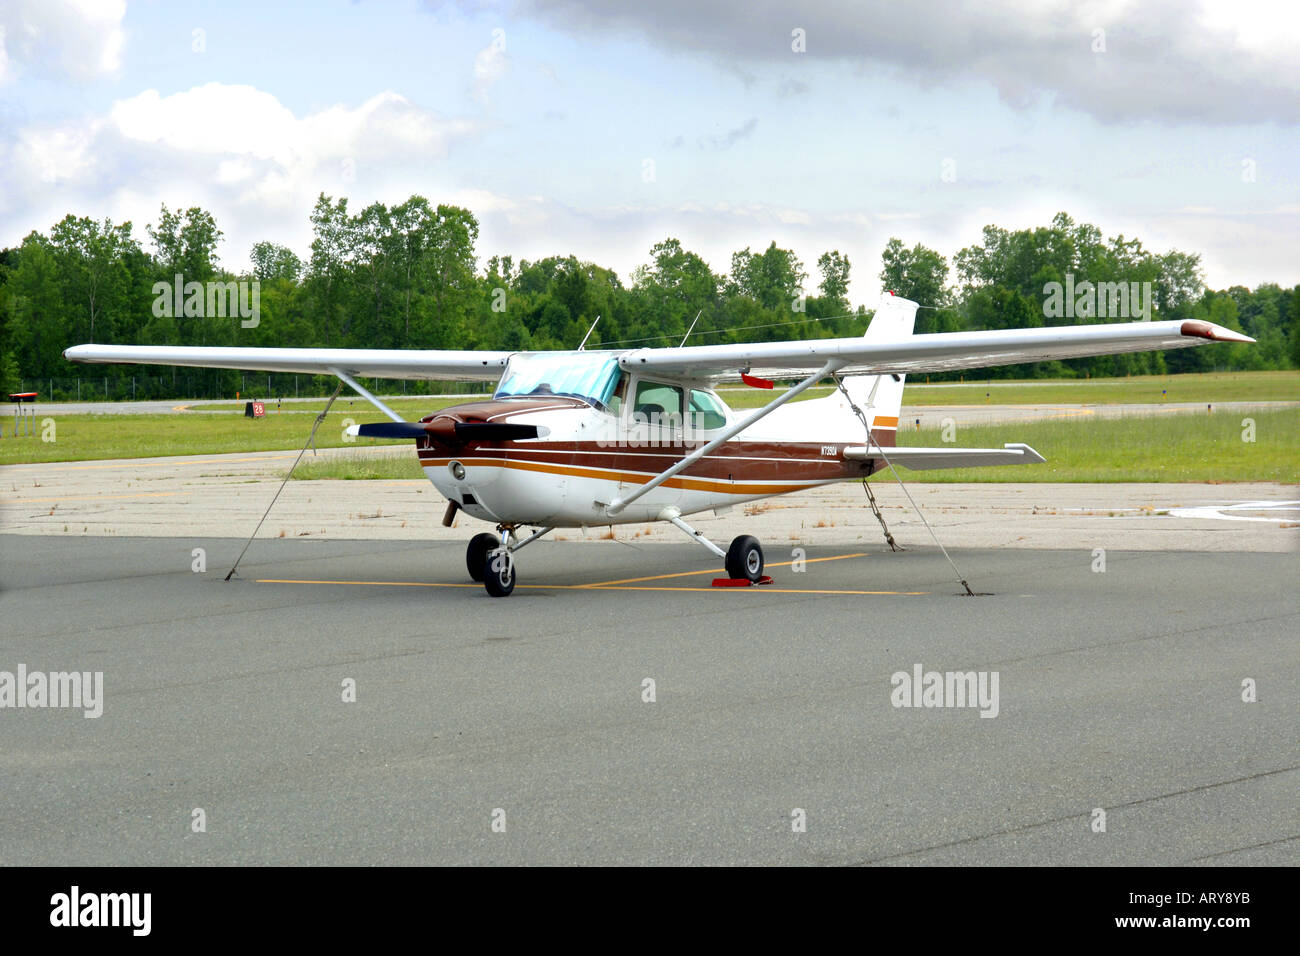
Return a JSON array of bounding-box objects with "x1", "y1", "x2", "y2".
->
[{"x1": 417, "y1": 360, "x2": 899, "y2": 528}]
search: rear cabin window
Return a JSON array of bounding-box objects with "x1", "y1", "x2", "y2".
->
[{"x1": 688, "y1": 389, "x2": 727, "y2": 430}]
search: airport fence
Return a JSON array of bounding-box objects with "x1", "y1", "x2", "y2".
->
[{"x1": 12, "y1": 374, "x2": 494, "y2": 404}]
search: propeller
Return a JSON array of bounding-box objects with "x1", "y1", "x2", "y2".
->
[{"x1": 349, "y1": 421, "x2": 545, "y2": 442}]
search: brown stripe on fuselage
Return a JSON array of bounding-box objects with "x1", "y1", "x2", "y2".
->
[
  {"x1": 419, "y1": 456, "x2": 824, "y2": 495},
  {"x1": 415, "y1": 398, "x2": 891, "y2": 488},
  {"x1": 415, "y1": 436, "x2": 890, "y2": 486}
]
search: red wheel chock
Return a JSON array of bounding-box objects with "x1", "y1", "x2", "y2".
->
[{"x1": 711, "y1": 575, "x2": 774, "y2": 588}]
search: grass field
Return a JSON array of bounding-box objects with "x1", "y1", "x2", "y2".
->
[
  {"x1": 3, "y1": 371, "x2": 1296, "y2": 482},
  {"x1": 884, "y1": 407, "x2": 1299, "y2": 483},
  {"x1": 0, "y1": 405, "x2": 447, "y2": 465},
  {"x1": 175, "y1": 396, "x2": 477, "y2": 415},
  {"x1": 289, "y1": 452, "x2": 425, "y2": 481},
  {"x1": 275, "y1": 407, "x2": 1300, "y2": 484}
]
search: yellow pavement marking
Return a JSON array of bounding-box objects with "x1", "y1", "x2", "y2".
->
[
  {"x1": 584, "y1": 585, "x2": 928, "y2": 595},
  {"x1": 41, "y1": 454, "x2": 297, "y2": 470},
  {"x1": 583, "y1": 552, "x2": 871, "y2": 587},
  {"x1": 12, "y1": 491, "x2": 189, "y2": 504},
  {"x1": 253, "y1": 552, "x2": 921, "y2": 595},
  {"x1": 254, "y1": 577, "x2": 927, "y2": 596},
  {"x1": 258, "y1": 579, "x2": 482, "y2": 589}
]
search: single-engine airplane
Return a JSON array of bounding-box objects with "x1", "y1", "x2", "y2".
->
[{"x1": 65, "y1": 295, "x2": 1252, "y2": 595}]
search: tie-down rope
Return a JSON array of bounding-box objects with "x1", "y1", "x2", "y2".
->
[
  {"x1": 834, "y1": 376, "x2": 977, "y2": 596},
  {"x1": 225, "y1": 381, "x2": 344, "y2": 581}
]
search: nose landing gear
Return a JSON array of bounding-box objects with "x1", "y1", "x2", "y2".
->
[
  {"x1": 484, "y1": 531, "x2": 516, "y2": 597},
  {"x1": 467, "y1": 525, "x2": 554, "y2": 597},
  {"x1": 466, "y1": 533, "x2": 499, "y2": 582}
]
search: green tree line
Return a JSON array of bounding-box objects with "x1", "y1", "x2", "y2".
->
[{"x1": 0, "y1": 199, "x2": 1295, "y2": 400}]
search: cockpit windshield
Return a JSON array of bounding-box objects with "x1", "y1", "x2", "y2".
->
[{"x1": 493, "y1": 352, "x2": 624, "y2": 411}]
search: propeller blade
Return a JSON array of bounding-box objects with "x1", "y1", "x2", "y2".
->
[
  {"x1": 346, "y1": 421, "x2": 545, "y2": 442},
  {"x1": 350, "y1": 422, "x2": 430, "y2": 439},
  {"x1": 453, "y1": 422, "x2": 542, "y2": 441}
]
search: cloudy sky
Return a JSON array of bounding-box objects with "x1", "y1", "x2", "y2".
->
[{"x1": 1, "y1": 0, "x2": 1297, "y2": 303}]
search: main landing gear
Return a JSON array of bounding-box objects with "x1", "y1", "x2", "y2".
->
[
  {"x1": 725, "y1": 534, "x2": 765, "y2": 582},
  {"x1": 467, "y1": 525, "x2": 553, "y2": 597},
  {"x1": 465, "y1": 513, "x2": 767, "y2": 597},
  {"x1": 661, "y1": 508, "x2": 767, "y2": 585}
]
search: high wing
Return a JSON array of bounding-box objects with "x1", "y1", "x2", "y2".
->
[
  {"x1": 617, "y1": 318, "x2": 1253, "y2": 381},
  {"x1": 64, "y1": 305, "x2": 1251, "y2": 386},
  {"x1": 63, "y1": 345, "x2": 512, "y2": 382}
]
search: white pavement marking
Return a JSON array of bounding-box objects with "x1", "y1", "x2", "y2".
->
[{"x1": 1166, "y1": 500, "x2": 1300, "y2": 523}]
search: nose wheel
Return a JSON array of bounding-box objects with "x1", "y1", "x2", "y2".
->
[
  {"x1": 466, "y1": 533, "x2": 499, "y2": 582},
  {"x1": 466, "y1": 525, "x2": 553, "y2": 596},
  {"x1": 483, "y1": 544, "x2": 516, "y2": 597}
]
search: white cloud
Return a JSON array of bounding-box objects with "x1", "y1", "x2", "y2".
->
[
  {"x1": 1, "y1": 82, "x2": 479, "y2": 268},
  {"x1": 1146, "y1": 207, "x2": 1300, "y2": 288},
  {"x1": 0, "y1": 0, "x2": 126, "y2": 83},
  {"x1": 509, "y1": 0, "x2": 1300, "y2": 125},
  {"x1": 12, "y1": 124, "x2": 99, "y2": 184}
]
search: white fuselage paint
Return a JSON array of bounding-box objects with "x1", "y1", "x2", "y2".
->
[{"x1": 422, "y1": 381, "x2": 898, "y2": 528}]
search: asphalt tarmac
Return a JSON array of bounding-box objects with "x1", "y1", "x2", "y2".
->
[{"x1": 1, "y1": 534, "x2": 1295, "y2": 865}]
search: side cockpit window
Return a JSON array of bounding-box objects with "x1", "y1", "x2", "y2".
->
[{"x1": 633, "y1": 380, "x2": 683, "y2": 424}]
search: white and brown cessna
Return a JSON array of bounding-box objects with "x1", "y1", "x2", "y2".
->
[{"x1": 65, "y1": 295, "x2": 1252, "y2": 596}]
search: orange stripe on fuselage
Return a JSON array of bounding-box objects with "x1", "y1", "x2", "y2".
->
[{"x1": 872, "y1": 416, "x2": 899, "y2": 428}]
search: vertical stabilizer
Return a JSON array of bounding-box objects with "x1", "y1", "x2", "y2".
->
[{"x1": 833, "y1": 295, "x2": 918, "y2": 441}]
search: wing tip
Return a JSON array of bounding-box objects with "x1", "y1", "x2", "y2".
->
[
  {"x1": 1003, "y1": 442, "x2": 1046, "y2": 464},
  {"x1": 1180, "y1": 320, "x2": 1254, "y2": 344}
]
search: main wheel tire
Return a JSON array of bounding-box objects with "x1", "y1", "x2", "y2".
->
[
  {"x1": 725, "y1": 535, "x2": 764, "y2": 582},
  {"x1": 483, "y1": 549, "x2": 516, "y2": 597},
  {"x1": 466, "y1": 533, "x2": 499, "y2": 582}
]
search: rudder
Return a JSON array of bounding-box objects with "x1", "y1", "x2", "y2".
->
[{"x1": 835, "y1": 294, "x2": 918, "y2": 436}]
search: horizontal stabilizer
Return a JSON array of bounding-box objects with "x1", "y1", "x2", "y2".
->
[{"x1": 844, "y1": 442, "x2": 1046, "y2": 470}]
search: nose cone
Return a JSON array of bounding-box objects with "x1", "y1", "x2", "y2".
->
[{"x1": 423, "y1": 415, "x2": 460, "y2": 442}]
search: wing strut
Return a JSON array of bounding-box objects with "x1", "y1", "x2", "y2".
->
[
  {"x1": 330, "y1": 367, "x2": 404, "y2": 422},
  {"x1": 604, "y1": 360, "x2": 843, "y2": 517},
  {"x1": 224, "y1": 367, "x2": 415, "y2": 579}
]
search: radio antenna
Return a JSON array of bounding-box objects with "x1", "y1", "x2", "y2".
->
[
  {"x1": 578, "y1": 315, "x2": 601, "y2": 351},
  {"x1": 679, "y1": 310, "x2": 702, "y2": 347}
]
